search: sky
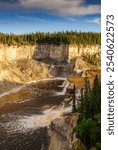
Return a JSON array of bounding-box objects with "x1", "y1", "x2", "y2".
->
[{"x1": 0, "y1": 0, "x2": 101, "y2": 34}]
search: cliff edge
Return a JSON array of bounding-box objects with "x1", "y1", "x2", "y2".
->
[{"x1": 48, "y1": 113, "x2": 79, "y2": 150}]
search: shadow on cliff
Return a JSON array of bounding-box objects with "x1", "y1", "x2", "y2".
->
[
  {"x1": 32, "y1": 45, "x2": 67, "y2": 65},
  {"x1": 32, "y1": 45, "x2": 77, "y2": 77}
]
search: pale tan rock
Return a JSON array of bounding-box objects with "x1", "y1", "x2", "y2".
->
[
  {"x1": 0, "y1": 44, "x2": 100, "y2": 62},
  {"x1": 49, "y1": 114, "x2": 79, "y2": 150},
  {"x1": 0, "y1": 44, "x2": 100, "y2": 84},
  {"x1": 0, "y1": 59, "x2": 51, "y2": 84}
]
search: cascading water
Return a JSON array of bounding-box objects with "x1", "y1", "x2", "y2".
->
[
  {"x1": 0, "y1": 78, "x2": 71, "y2": 150},
  {"x1": 62, "y1": 80, "x2": 70, "y2": 94},
  {"x1": 56, "y1": 79, "x2": 70, "y2": 95}
]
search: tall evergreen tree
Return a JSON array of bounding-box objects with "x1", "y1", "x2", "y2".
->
[
  {"x1": 90, "y1": 75, "x2": 101, "y2": 116},
  {"x1": 75, "y1": 75, "x2": 101, "y2": 149},
  {"x1": 83, "y1": 75, "x2": 91, "y2": 118},
  {"x1": 79, "y1": 75, "x2": 101, "y2": 118},
  {"x1": 72, "y1": 84, "x2": 76, "y2": 112}
]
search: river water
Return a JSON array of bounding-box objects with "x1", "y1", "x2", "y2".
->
[{"x1": 0, "y1": 78, "x2": 70, "y2": 150}]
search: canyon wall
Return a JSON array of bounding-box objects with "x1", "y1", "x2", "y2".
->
[
  {"x1": 0, "y1": 44, "x2": 100, "y2": 84},
  {"x1": 0, "y1": 44, "x2": 100, "y2": 62},
  {"x1": 0, "y1": 45, "x2": 36, "y2": 62},
  {"x1": 68, "y1": 44, "x2": 100, "y2": 60},
  {"x1": 33, "y1": 45, "x2": 68, "y2": 61}
]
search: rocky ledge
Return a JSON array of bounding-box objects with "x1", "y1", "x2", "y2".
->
[{"x1": 48, "y1": 113, "x2": 79, "y2": 150}]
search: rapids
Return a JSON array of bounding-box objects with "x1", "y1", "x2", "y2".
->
[{"x1": 0, "y1": 78, "x2": 72, "y2": 150}]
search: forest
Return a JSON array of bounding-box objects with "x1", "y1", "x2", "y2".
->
[
  {"x1": 0, "y1": 31, "x2": 101, "y2": 45},
  {"x1": 74, "y1": 75, "x2": 101, "y2": 150}
]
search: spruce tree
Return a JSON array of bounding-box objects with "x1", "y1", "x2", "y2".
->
[
  {"x1": 91, "y1": 75, "x2": 101, "y2": 115},
  {"x1": 83, "y1": 75, "x2": 91, "y2": 118},
  {"x1": 79, "y1": 88, "x2": 84, "y2": 114},
  {"x1": 72, "y1": 84, "x2": 76, "y2": 112}
]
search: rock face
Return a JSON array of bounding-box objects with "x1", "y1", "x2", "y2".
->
[
  {"x1": 0, "y1": 44, "x2": 100, "y2": 84},
  {"x1": 68, "y1": 45, "x2": 100, "y2": 60},
  {"x1": 48, "y1": 114, "x2": 78, "y2": 150},
  {"x1": 0, "y1": 59, "x2": 51, "y2": 84},
  {"x1": 0, "y1": 45, "x2": 36, "y2": 62},
  {"x1": 0, "y1": 44, "x2": 100, "y2": 62},
  {"x1": 33, "y1": 45, "x2": 68, "y2": 61}
]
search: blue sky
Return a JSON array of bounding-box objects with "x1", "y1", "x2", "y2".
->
[{"x1": 0, "y1": 0, "x2": 101, "y2": 34}]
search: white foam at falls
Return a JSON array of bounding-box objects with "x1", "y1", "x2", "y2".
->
[
  {"x1": 56, "y1": 80, "x2": 70, "y2": 95},
  {"x1": 26, "y1": 77, "x2": 66, "y2": 85},
  {"x1": 0, "y1": 77, "x2": 66, "y2": 98},
  {"x1": 1, "y1": 77, "x2": 68, "y2": 98},
  {"x1": 64, "y1": 106, "x2": 72, "y2": 114},
  {"x1": 62, "y1": 80, "x2": 70, "y2": 94},
  {"x1": 1, "y1": 105, "x2": 72, "y2": 133},
  {"x1": 17, "y1": 98, "x2": 31, "y2": 104},
  {"x1": 58, "y1": 78, "x2": 67, "y2": 87}
]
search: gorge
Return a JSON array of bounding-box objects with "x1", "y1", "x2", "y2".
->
[
  {"x1": 0, "y1": 44, "x2": 100, "y2": 84},
  {"x1": 0, "y1": 42, "x2": 100, "y2": 150}
]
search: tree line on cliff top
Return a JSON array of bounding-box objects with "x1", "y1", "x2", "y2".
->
[{"x1": 0, "y1": 31, "x2": 100, "y2": 45}]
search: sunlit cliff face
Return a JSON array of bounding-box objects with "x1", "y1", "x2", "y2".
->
[{"x1": 0, "y1": 44, "x2": 100, "y2": 62}]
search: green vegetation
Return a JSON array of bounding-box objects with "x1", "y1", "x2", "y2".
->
[
  {"x1": 0, "y1": 31, "x2": 101, "y2": 45},
  {"x1": 74, "y1": 75, "x2": 101, "y2": 150},
  {"x1": 72, "y1": 84, "x2": 76, "y2": 112},
  {"x1": 75, "y1": 118, "x2": 100, "y2": 149}
]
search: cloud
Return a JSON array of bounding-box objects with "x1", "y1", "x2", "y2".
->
[
  {"x1": 86, "y1": 18, "x2": 101, "y2": 24},
  {"x1": 0, "y1": 0, "x2": 100, "y2": 16},
  {"x1": 0, "y1": 0, "x2": 20, "y2": 11},
  {"x1": 65, "y1": 17, "x2": 79, "y2": 22},
  {"x1": 17, "y1": 14, "x2": 47, "y2": 23},
  {"x1": 0, "y1": 0, "x2": 19, "y2": 4},
  {"x1": 0, "y1": 20, "x2": 14, "y2": 24},
  {"x1": 61, "y1": 16, "x2": 79, "y2": 22}
]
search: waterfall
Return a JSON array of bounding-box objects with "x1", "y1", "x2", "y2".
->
[
  {"x1": 0, "y1": 77, "x2": 66, "y2": 99},
  {"x1": 58, "y1": 78, "x2": 67, "y2": 87},
  {"x1": 56, "y1": 79, "x2": 69, "y2": 95},
  {"x1": 62, "y1": 80, "x2": 69, "y2": 94}
]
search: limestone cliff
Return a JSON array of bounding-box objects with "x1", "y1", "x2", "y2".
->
[
  {"x1": 0, "y1": 44, "x2": 100, "y2": 62},
  {"x1": 0, "y1": 44, "x2": 100, "y2": 84},
  {"x1": 0, "y1": 44, "x2": 68, "y2": 62},
  {"x1": 0, "y1": 45, "x2": 35, "y2": 62},
  {"x1": 33, "y1": 45, "x2": 68, "y2": 61},
  {"x1": 68, "y1": 45, "x2": 100, "y2": 60}
]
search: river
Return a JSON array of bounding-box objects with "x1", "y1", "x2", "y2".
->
[{"x1": 0, "y1": 78, "x2": 71, "y2": 150}]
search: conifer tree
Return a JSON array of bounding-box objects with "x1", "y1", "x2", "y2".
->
[
  {"x1": 83, "y1": 75, "x2": 91, "y2": 118},
  {"x1": 79, "y1": 88, "x2": 84, "y2": 114},
  {"x1": 79, "y1": 74, "x2": 101, "y2": 118},
  {"x1": 0, "y1": 31, "x2": 101, "y2": 45},
  {"x1": 72, "y1": 84, "x2": 76, "y2": 112},
  {"x1": 90, "y1": 75, "x2": 101, "y2": 116},
  {"x1": 75, "y1": 75, "x2": 101, "y2": 149}
]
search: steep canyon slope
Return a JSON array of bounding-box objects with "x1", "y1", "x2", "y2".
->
[{"x1": 0, "y1": 44, "x2": 100, "y2": 84}]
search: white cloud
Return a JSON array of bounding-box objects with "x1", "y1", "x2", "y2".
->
[
  {"x1": 86, "y1": 18, "x2": 101, "y2": 24},
  {"x1": 0, "y1": 20, "x2": 14, "y2": 24},
  {"x1": 61, "y1": 16, "x2": 79, "y2": 22},
  {"x1": 0, "y1": 0, "x2": 101, "y2": 16},
  {"x1": 20, "y1": 0, "x2": 100, "y2": 16},
  {"x1": 17, "y1": 15, "x2": 46, "y2": 23}
]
